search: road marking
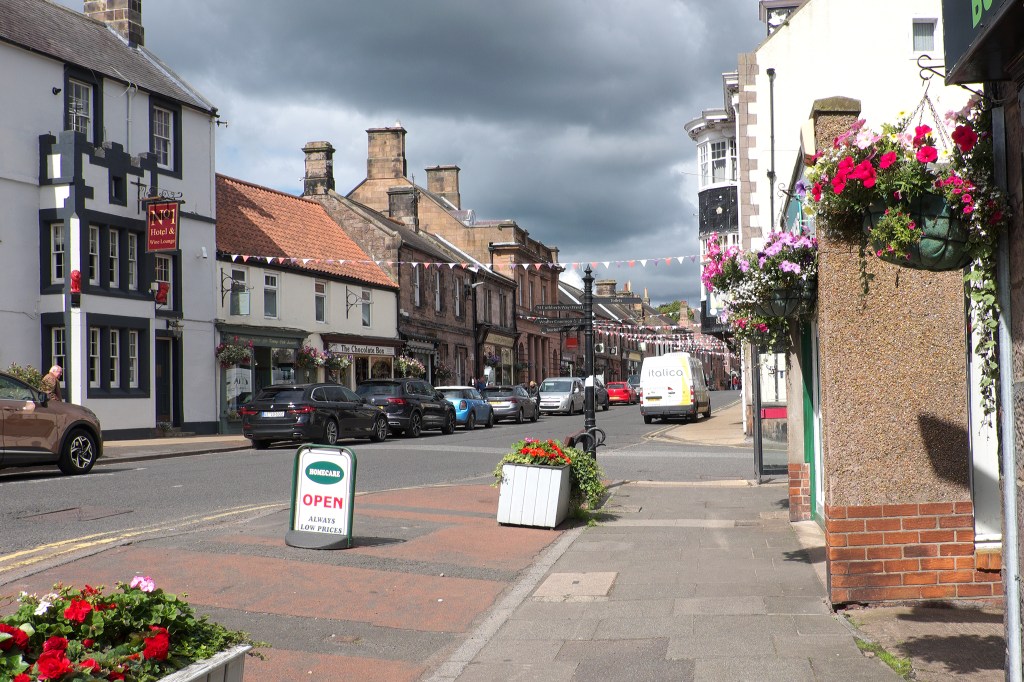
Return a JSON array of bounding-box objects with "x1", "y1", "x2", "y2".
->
[{"x1": 0, "y1": 503, "x2": 285, "y2": 575}]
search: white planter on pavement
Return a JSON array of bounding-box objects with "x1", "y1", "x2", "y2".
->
[
  {"x1": 159, "y1": 645, "x2": 251, "y2": 682},
  {"x1": 497, "y1": 463, "x2": 571, "y2": 528}
]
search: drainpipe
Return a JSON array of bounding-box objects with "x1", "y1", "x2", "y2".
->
[
  {"x1": 992, "y1": 100, "x2": 1022, "y2": 682},
  {"x1": 767, "y1": 67, "x2": 777, "y2": 234}
]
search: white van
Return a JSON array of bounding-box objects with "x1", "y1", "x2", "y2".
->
[{"x1": 639, "y1": 352, "x2": 711, "y2": 424}]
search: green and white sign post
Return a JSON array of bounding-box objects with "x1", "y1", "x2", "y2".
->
[{"x1": 285, "y1": 444, "x2": 357, "y2": 549}]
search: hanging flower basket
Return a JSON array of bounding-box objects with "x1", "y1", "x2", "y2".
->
[
  {"x1": 753, "y1": 277, "x2": 817, "y2": 319},
  {"x1": 863, "y1": 194, "x2": 971, "y2": 271}
]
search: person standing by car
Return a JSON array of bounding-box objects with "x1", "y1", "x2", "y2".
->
[
  {"x1": 527, "y1": 380, "x2": 540, "y2": 408},
  {"x1": 40, "y1": 365, "x2": 63, "y2": 402}
]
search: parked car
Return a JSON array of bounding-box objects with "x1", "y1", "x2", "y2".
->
[
  {"x1": 240, "y1": 382, "x2": 389, "y2": 449},
  {"x1": 481, "y1": 384, "x2": 540, "y2": 423},
  {"x1": 627, "y1": 374, "x2": 642, "y2": 400},
  {"x1": 356, "y1": 378, "x2": 456, "y2": 437},
  {"x1": 0, "y1": 371, "x2": 103, "y2": 475},
  {"x1": 538, "y1": 377, "x2": 584, "y2": 415},
  {"x1": 607, "y1": 381, "x2": 638, "y2": 405},
  {"x1": 437, "y1": 385, "x2": 495, "y2": 429},
  {"x1": 585, "y1": 375, "x2": 611, "y2": 411}
]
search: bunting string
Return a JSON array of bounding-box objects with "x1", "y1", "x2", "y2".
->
[{"x1": 222, "y1": 252, "x2": 703, "y2": 271}]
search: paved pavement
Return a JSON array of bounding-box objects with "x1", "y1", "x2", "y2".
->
[{"x1": 2, "y1": 404, "x2": 1007, "y2": 681}]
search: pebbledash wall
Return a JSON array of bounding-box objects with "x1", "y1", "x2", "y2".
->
[{"x1": 808, "y1": 99, "x2": 1000, "y2": 604}]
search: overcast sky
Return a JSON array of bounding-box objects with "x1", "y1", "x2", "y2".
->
[{"x1": 58, "y1": 0, "x2": 765, "y2": 306}]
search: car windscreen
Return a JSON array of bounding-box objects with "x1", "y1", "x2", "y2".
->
[
  {"x1": 608, "y1": 383, "x2": 627, "y2": 389},
  {"x1": 482, "y1": 387, "x2": 513, "y2": 398},
  {"x1": 256, "y1": 388, "x2": 305, "y2": 403},
  {"x1": 356, "y1": 383, "x2": 400, "y2": 397},
  {"x1": 439, "y1": 389, "x2": 466, "y2": 400},
  {"x1": 539, "y1": 380, "x2": 572, "y2": 392}
]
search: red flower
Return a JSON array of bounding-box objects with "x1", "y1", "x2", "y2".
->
[
  {"x1": 810, "y1": 182, "x2": 822, "y2": 202},
  {"x1": 35, "y1": 649, "x2": 74, "y2": 680},
  {"x1": 836, "y1": 156, "x2": 855, "y2": 175},
  {"x1": 951, "y1": 124, "x2": 978, "y2": 153},
  {"x1": 80, "y1": 658, "x2": 101, "y2": 673},
  {"x1": 916, "y1": 146, "x2": 937, "y2": 163},
  {"x1": 848, "y1": 159, "x2": 877, "y2": 188},
  {"x1": 143, "y1": 625, "x2": 170, "y2": 661},
  {"x1": 82, "y1": 638, "x2": 95, "y2": 648},
  {"x1": 43, "y1": 636, "x2": 68, "y2": 652},
  {"x1": 831, "y1": 176, "x2": 847, "y2": 195},
  {"x1": 912, "y1": 124, "x2": 932, "y2": 147},
  {"x1": 82, "y1": 584, "x2": 100, "y2": 596},
  {"x1": 108, "y1": 673, "x2": 127, "y2": 681},
  {"x1": 13, "y1": 674, "x2": 32, "y2": 682},
  {"x1": 64, "y1": 598, "x2": 93, "y2": 623},
  {"x1": 0, "y1": 623, "x2": 29, "y2": 651},
  {"x1": 878, "y1": 151, "x2": 897, "y2": 169}
]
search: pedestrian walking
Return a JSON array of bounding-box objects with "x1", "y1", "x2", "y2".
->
[{"x1": 40, "y1": 365, "x2": 63, "y2": 402}]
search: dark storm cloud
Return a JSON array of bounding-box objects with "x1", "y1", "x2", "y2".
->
[{"x1": 54, "y1": 0, "x2": 764, "y2": 304}]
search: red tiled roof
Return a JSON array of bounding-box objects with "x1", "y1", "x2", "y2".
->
[{"x1": 216, "y1": 174, "x2": 396, "y2": 289}]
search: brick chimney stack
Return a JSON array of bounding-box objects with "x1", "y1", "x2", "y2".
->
[
  {"x1": 388, "y1": 186, "x2": 419, "y2": 232},
  {"x1": 367, "y1": 125, "x2": 407, "y2": 180},
  {"x1": 595, "y1": 280, "x2": 617, "y2": 298},
  {"x1": 425, "y1": 165, "x2": 461, "y2": 209},
  {"x1": 302, "y1": 141, "x2": 335, "y2": 196},
  {"x1": 84, "y1": 0, "x2": 144, "y2": 47}
]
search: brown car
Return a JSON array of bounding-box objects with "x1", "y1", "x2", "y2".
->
[{"x1": 0, "y1": 371, "x2": 103, "y2": 475}]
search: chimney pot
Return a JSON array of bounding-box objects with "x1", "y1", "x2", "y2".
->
[
  {"x1": 302, "y1": 141, "x2": 335, "y2": 196},
  {"x1": 84, "y1": 0, "x2": 144, "y2": 47},
  {"x1": 425, "y1": 165, "x2": 461, "y2": 209}
]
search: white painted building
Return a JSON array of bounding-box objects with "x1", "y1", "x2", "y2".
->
[{"x1": 0, "y1": 0, "x2": 220, "y2": 437}]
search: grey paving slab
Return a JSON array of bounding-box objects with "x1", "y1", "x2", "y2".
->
[
  {"x1": 809, "y1": 656, "x2": 902, "y2": 681},
  {"x1": 693, "y1": 656, "x2": 815, "y2": 682},
  {"x1": 772, "y1": 633, "x2": 871, "y2": 659},
  {"x1": 495, "y1": 617, "x2": 601, "y2": 641},
  {"x1": 690, "y1": 581, "x2": 785, "y2": 598},
  {"x1": 791, "y1": 613, "x2": 855, "y2": 636},
  {"x1": 454, "y1": 661, "x2": 577, "y2": 682},
  {"x1": 610, "y1": 581, "x2": 697, "y2": 599},
  {"x1": 519, "y1": 598, "x2": 674, "y2": 620},
  {"x1": 572, "y1": 657, "x2": 694, "y2": 681},
  {"x1": 667, "y1": 634, "x2": 777, "y2": 659},
  {"x1": 592, "y1": 614, "x2": 694, "y2": 639},
  {"x1": 556, "y1": 637, "x2": 668, "y2": 664},
  {"x1": 764, "y1": 596, "x2": 831, "y2": 615},
  {"x1": 470, "y1": 638, "x2": 564, "y2": 664},
  {"x1": 673, "y1": 596, "x2": 767, "y2": 615},
  {"x1": 692, "y1": 614, "x2": 800, "y2": 639}
]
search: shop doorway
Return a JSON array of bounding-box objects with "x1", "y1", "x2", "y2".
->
[{"x1": 155, "y1": 338, "x2": 173, "y2": 425}]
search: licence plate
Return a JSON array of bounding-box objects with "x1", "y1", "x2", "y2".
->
[
  {"x1": 646, "y1": 397, "x2": 661, "y2": 402},
  {"x1": 490, "y1": 401, "x2": 510, "y2": 407},
  {"x1": 262, "y1": 411, "x2": 285, "y2": 418}
]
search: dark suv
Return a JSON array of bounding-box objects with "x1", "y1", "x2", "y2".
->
[
  {"x1": 356, "y1": 378, "x2": 456, "y2": 437},
  {"x1": 0, "y1": 371, "x2": 103, "y2": 475}
]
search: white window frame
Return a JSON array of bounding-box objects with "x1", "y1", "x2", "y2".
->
[
  {"x1": 51, "y1": 327, "x2": 66, "y2": 373},
  {"x1": 109, "y1": 329, "x2": 120, "y2": 388},
  {"x1": 128, "y1": 330, "x2": 139, "y2": 388},
  {"x1": 228, "y1": 268, "x2": 248, "y2": 316},
  {"x1": 156, "y1": 255, "x2": 173, "y2": 308},
  {"x1": 434, "y1": 270, "x2": 442, "y2": 312},
  {"x1": 455, "y1": 277, "x2": 462, "y2": 317},
  {"x1": 517, "y1": 275, "x2": 523, "y2": 306},
  {"x1": 88, "y1": 225, "x2": 100, "y2": 285},
  {"x1": 152, "y1": 106, "x2": 174, "y2": 169},
  {"x1": 413, "y1": 267, "x2": 421, "y2": 306},
  {"x1": 88, "y1": 328, "x2": 100, "y2": 387},
  {"x1": 51, "y1": 222, "x2": 65, "y2": 284},
  {"x1": 711, "y1": 140, "x2": 728, "y2": 184},
  {"x1": 108, "y1": 228, "x2": 120, "y2": 288},
  {"x1": 699, "y1": 143, "x2": 710, "y2": 187},
  {"x1": 127, "y1": 233, "x2": 138, "y2": 290},
  {"x1": 315, "y1": 280, "x2": 327, "y2": 323},
  {"x1": 361, "y1": 289, "x2": 371, "y2": 327},
  {"x1": 912, "y1": 19, "x2": 936, "y2": 52},
  {"x1": 264, "y1": 273, "x2": 278, "y2": 319},
  {"x1": 68, "y1": 79, "x2": 92, "y2": 141}
]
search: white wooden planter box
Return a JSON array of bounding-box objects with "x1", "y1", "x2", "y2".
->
[
  {"x1": 159, "y1": 645, "x2": 251, "y2": 682},
  {"x1": 497, "y1": 463, "x2": 571, "y2": 528}
]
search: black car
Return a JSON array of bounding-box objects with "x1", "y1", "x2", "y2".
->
[
  {"x1": 240, "y1": 382, "x2": 388, "y2": 449},
  {"x1": 356, "y1": 378, "x2": 456, "y2": 437}
]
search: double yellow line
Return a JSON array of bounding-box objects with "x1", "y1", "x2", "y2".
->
[{"x1": 0, "y1": 502, "x2": 285, "y2": 575}]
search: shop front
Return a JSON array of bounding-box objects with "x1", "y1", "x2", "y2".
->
[
  {"x1": 403, "y1": 336, "x2": 438, "y2": 383},
  {"x1": 483, "y1": 331, "x2": 515, "y2": 386},
  {"x1": 216, "y1": 325, "x2": 307, "y2": 433},
  {"x1": 323, "y1": 334, "x2": 403, "y2": 388}
]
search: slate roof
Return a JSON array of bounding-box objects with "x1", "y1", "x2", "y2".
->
[
  {"x1": 216, "y1": 175, "x2": 397, "y2": 290},
  {"x1": 0, "y1": 0, "x2": 214, "y2": 113}
]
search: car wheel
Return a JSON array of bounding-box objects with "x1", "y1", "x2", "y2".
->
[
  {"x1": 406, "y1": 413, "x2": 422, "y2": 438},
  {"x1": 485, "y1": 411, "x2": 495, "y2": 428},
  {"x1": 441, "y1": 411, "x2": 456, "y2": 435},
  {"x1": 530, "y1": 406, "x2": 539, "y2": 422},
  {"x1": 323, "y1": 418, "x2": 339, "y2": 445},
  {"x1": 643, "y1": 415, "x2": 653, "y2": 424},
  {"x1": 253, "y1": 439, "x2": 271, "y2": 450},
  {"x1": 704, "y1": 402, "x2": 712, "y2": 419},
  {"x1": 465, "y1": 411, "x2": 476, "y2": 430},
  {"x1": 58, "y1": 428, "x2": 97, "y2": 475},
  {"x1": 516, "y1": 408, "x2": 524, "y2": 424},
  {"x1": 370, "y1": 416, "x2": 388, "y2": 442}
]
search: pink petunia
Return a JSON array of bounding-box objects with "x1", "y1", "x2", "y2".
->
[
  {"x1": 916, "y1": 146, "x2": 938, "y2": 163},
  {"x1": 878, "y1": 151, "x2": 897, "y2": 170}
]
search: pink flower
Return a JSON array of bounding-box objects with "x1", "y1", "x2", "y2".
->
[
  {"x1": 810, "y1": 182, "x2": 822, "y2": 202},
  {"x1": 130, "y1": 575, "x2": 156, "y2": 593},
  {"x1": 878, "y1": 151, "x2": 897, "y2": 170},
  {"x1": 951, "y1": 124, "x2": 978, "y2": 153},
  {"x1": 916, "y1": 146, "x2": 937, "y2": 163},
  {"x1": 962, "y1": 194, "x2": 973, "y2": 204},
  {"x1": 913, "y1": 125, "x2": 932, "y2": 147},
  {"x1": 848, "y1": 159, "x2": 876, "y2": 188}
]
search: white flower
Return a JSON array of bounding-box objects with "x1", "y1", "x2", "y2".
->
[{"x1": 35, "y1": 599, "x2": 51, "y2": 615}]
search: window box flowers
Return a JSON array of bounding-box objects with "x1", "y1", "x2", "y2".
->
[
  {"x1": 294, "y1": 345, "x2": 326, "y2": 370},
  {"x1": 702, "y1": 230, "x2": 818, "y2": 351},
  {"x1": 493, "y1": 438, "x2": 605, "y2": 528},
  {"x1": 482, "y1": 352, "x2": 501, "y2": 368},
  {"x1": 214, "y1": 338, "x2": 253, "y2": 369},
  {"x1": 805, "y1": 96, "x2": 1009, "y2": 415},
  {"x1": 1, "y1": 576, "x2": 262, "y2": 682},
  {"x1": 323, "y1": 352, "x2": 351, "y2": 373}
]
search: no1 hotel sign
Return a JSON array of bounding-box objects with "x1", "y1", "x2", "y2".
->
[
  {"x1": 146, "y1": 200, "x2": 180, "y2": 252},
  {"x1": 286, "y1": 444, "x2": 357, "y2": 549}
]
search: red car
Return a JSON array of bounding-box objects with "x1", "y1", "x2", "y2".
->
[{"x1": 607, "y1": 381, "x2": 638, "y2": 405}]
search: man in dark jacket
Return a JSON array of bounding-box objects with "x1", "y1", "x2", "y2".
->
[{"x1": 40, "y1": 365, "x2": 63, "y2": 401}]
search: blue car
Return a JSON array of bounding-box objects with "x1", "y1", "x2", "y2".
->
[{"x1": 437, "y1": 386, "x2": 495, "y2": 430}]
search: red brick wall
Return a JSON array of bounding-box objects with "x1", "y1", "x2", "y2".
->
[
  {"x1": 825, "y1": 502, "x2": 1001, "y2": 604},
  {"x1": 789, "y1": 463, "x2": 810, "y2": 521}
]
